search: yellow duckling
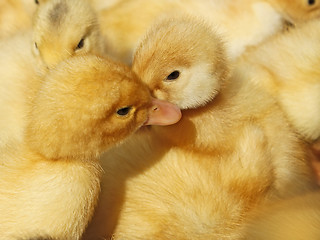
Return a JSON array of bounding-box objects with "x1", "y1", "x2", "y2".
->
[
  {"x1": 238, "y1": 18, "x2": 320, "y2": 142},
  {"x1": 0, "y1": 54, "x2": 181, "y2": 240},
  {"x1": 32, "y1": 0, "x2": 107, "y2": 68},
  {"x1": 0, "y1": 0, "x2": 107, "y2": 147},
  {"x1": 84, "y1": 15, "x2": 316, "y2": 240}
]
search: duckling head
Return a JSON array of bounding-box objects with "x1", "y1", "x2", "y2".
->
[
  {"x1": 132, "y1": 15, "x2": 230, "y2": 110},
  {"x1": 32, "y1": 0, "x2": 105, "y2": 68},
  {"x1": 26, "y1": 55, "x2": 181, "y2": 160}
]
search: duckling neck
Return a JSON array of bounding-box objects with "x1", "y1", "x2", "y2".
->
[
  {"x1": 151, "y1": 77, "x2": 247, "y2": 153},
  {"x1": 151, "y1": 92, "x2": 230, "y2": 152}
]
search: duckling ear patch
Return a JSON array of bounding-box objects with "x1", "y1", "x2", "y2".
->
[
  {"x1": 49, "y1": 1, "x2": 68, "y2": 25},
  {"x1": 171, "y1": 63, "x2": 221, "y2": 109}
]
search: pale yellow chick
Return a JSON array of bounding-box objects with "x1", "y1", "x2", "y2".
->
[
  {"x1": 238, "y1": 18, "x2": 320, "y2": 142},
  {"x1": 84, "y1": 15, "x2": 316, "y2": 240}
]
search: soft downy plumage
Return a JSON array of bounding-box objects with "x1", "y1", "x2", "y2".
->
[
  {"x1": 84, "y1": 15, "x2": 317, "y2": 240},
  {"x1": 0, "y1": 54, "x2": 181, "y2": 239}
]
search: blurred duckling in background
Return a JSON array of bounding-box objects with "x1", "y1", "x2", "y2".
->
[
  {"x1": 243, "y1": 190, "x2": 320, "y2": 240},
  {"x1": 97, "y1": 0, "x2": 320, "y2": 64},
  {"x1": 0, "y1": 54, "x2": 181, "y2": 240},
  {"x1": 32, "y1": 0, "x2": 107, "y2": 68},
  {"x1": 238, "y1": 18, "x2": 320, "y2": 142},
  {"x1": 0, "y1": 31, "x2": 41, "y2": 150},
  {"x1": 83, "y1": 15, "x2": 317, "y2": 240},
  {"x1": 0, "y1": 0, "x2": 34, "y2": 39}
]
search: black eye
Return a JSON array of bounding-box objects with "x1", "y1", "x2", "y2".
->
[
  {"x1": 309, "y1": 0, "x2": 316, "y2": 5},
  {"x1": 34, "y1": 42, "x2": 38, "y2": 49},
  {"x1": 76, "y1": 38, "x2": 84, "y2": 50},
  {"x1": 35, "y1": 0, "x2": 39, "y2": 4},
  {"x1": 116, "y1": 106, "x2": 132, "y2": 116},
  {"x1": 166, "y1": 70, "x2": 180, "y2": 81}
]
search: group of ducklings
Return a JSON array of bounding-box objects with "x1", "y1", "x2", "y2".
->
[{"x1": 1, "y1": 0, "x2": 320, "y2": 239}]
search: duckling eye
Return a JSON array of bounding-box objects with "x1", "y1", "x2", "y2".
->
[
  {"x1": 76, "y1": 38, "x2": 85, "y2": 50},
  {"x1": 166, "y1": 70, "x2": 180, "y2": 81},
  {"x1": 309, "y1": 0, "x2": 316, "y2": 5},
  {"x1": 34, "y1": 42, "x2": 38, "y2": 49},
  {"x1": 116, "y1": 106, "x2": 132, "y2": 116},
  {"x1": 34, "y1": 0, "x2": 39, "y2": 4}
]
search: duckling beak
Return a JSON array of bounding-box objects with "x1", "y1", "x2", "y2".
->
[{"x1": 144, "y1": 98, "x2": 182, "y2": 126}]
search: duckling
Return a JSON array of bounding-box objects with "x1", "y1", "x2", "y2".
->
[
  {"x1": 98, "y1": 0, "x2": 319, "y2": 64},
  {"x1": 243, "y1": 190, "x2": 320, "y2": 240},
  {"x1": 83, "y1": 15, "x2": 317, "y2": 240},
  {"x1": 0, "y1": 54, "x2": 181, "y2": 240},
  {"x1": 1, "y1": 0, "x2": 109, "y2": 146},
  {"x1": 32, "y1": 0, "x2": 107, "y2": 68},
  {"x1": 238, "y1": 18, "x2": 320, "y2": 142}
]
